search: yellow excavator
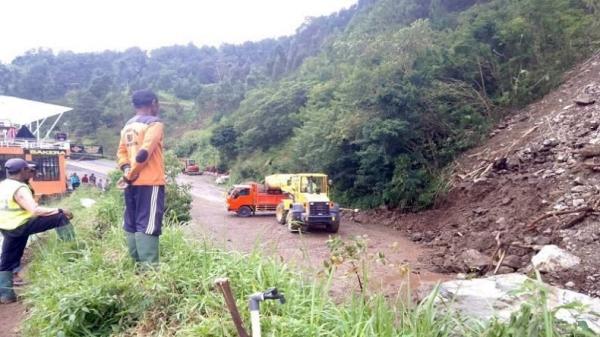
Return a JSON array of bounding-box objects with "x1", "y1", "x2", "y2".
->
[{"x1": 268, "y1": 173, "x2": 340, "y2": 233}]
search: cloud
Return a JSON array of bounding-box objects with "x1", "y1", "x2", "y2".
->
[{"x1": 1, "y1": 0, "x2": 356, "y2": 62}]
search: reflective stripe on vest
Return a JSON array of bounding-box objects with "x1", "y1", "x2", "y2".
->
[{"x1": 0, "y1": 179, "x2": 33, "y2": 230}]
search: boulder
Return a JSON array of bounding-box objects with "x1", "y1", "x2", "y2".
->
[
  {"x1": 438, "y1": 274, "x2": 600, "y2": 334},
  {"x1": 410, "y1": 232, "x2": 423, "y2": 242},
  {"x1": 495, "y1": 266, "x2": 516, "y2": 274},
  {"x1": 532, "y1": 245, "x2": 581, "y2": 272},
  {"x1": 574, "y1": 94, "x2": 596, "y2": 106},
  {"x1": 461, "y1": 249, "x2": 491, "y2": 271},
  {"x1": 543, "y1": 138, "x2": 560, "y2": 148},
  {"x1": 502, "y1": 255, "x2": 522, "y2": 269}
]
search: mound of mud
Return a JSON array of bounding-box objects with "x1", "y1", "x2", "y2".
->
[{"x1": 356, "y1": 51, "x2": 600, "y2": 297}]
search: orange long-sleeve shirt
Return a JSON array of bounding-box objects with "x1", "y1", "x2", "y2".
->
[{"x1": 117, "y1": 115, "x2": 166, "y2": 186}]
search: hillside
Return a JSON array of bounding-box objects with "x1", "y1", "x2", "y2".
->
[
  {"x1": 1, "y1": 0, "x2": 599, "y2": 211},
  {"x1": 202, "y1": 0, "x2": 600, "y2": 209},
  {"x1": 364, "y1": 51, "x2": 600, "y2": 297}
]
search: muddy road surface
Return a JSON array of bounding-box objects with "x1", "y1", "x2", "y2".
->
[
  {"x1": 180, "y1": 174, "x2": 446, "y2": 296},
  {"x1": 0, "y1": 161, "x2": 445, "y2": 336},
  {"x1": 67, "y1": 160, "x2": 446, "y2": 294}
]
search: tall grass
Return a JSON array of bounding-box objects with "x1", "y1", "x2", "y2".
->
[{"x1": 19, "y1": 188, "x2": 597, "y2": 336}]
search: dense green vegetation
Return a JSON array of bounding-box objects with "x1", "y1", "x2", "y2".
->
[
  {"x1": 0, "y1": 5, "x2": 355, "y2": 152},
  {"x1": 209, "y1": 0, "x2": 600, "y2": 209},
  {"x1": 2, "y1": 0, "x2": 599, "y2": 209},
  {"x1": 22, "y1": 187, "x2": 597, "y2": 336}
]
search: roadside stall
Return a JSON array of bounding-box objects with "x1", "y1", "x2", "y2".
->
[{"x1": 0, "y1": 95, "x2": 72, "y2": 198}]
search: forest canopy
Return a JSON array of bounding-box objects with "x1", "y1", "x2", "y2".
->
[{"x1": 2, "y1": 0, "x2": 599, "y2": 209}]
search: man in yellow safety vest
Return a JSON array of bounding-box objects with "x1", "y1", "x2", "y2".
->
[{"x1": 0, "y1": 158, "x2": 75, "y2": 304}]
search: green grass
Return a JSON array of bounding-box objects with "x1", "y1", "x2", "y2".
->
[{"x1": 19, "y1": 188, "x2": 598, "y2": 337}]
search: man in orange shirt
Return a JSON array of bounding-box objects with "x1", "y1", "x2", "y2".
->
[{"x1": 117, "y1": 90, "x2": 165, "y2": 264}]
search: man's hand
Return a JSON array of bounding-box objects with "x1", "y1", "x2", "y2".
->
[
  {"x1": 122, "y1": 165, "x2": 139, "y2": 183},
  {"x1": 116, "y1": 177, "x2": 129, "y2": 190},
  {"x1": 62, "y1": 208, "x2": 74, "y2": 220}
]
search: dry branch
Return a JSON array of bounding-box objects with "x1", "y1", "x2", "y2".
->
[
  {"x1": 527, "y1": 206, "x2": 594, "y2": 229},
  {"x1": 560, "y1": 210, "x2": 593, "y2": 229},
  {"x1": 493, "y1": 249, "x2": 506, "y2": 275}
]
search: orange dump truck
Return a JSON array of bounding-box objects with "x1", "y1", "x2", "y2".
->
[{"x1": 226, "y1": 182, "x2": 288, "y2": 217}]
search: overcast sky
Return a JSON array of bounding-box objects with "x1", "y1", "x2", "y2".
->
[{"x1": 0, "y1": 0, "x2": 356, "y2": 63}]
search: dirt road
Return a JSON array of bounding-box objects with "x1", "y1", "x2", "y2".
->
[
  {"x1": 69, "y1": 159, "x2": 446, "y2": 294},
  {"x1": 66, "y1": 161, "x2": 447, "y2": 294},
  {"x1": 0, "y1": 303, "x2": 22, "y2": 337},
  {"x1": 0, "y1": 162, "x2": 445, "y2": 337},
  {"x1": 180, "y1": 174, "x2": 446, "y2": 296}
]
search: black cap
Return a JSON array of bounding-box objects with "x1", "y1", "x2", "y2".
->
[{"x1": 4, "y1": 158, "x2": 37, "y2": 174}]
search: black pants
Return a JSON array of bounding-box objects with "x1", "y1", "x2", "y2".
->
[
  {"x1": 0, "y1": 213, "x2": 70, "y2": 272},
  {"x1": 123, "y1": 185, "x2": 165, "y2": 236}
]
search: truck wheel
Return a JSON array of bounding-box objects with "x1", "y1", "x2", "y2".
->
[
  {"x1": 237, "y1": 206, "x2": 253, "y2": 217},
  {"x1": 276, "y1": 203, "x2": 287, "y2": 225},
  {"x1": 326, "y1": 218, "x2": 340, "y2": 233}
]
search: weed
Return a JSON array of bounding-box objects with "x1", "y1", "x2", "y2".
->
[{"x1": 20, "y1": 190, "x2": 599, "y2": 337}]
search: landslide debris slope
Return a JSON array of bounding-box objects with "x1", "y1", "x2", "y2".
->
[{"x1": 365, "y1": 51, "x2": 600, "y2": 297}]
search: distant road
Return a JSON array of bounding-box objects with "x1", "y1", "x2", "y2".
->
[
  {"x1": 67, "y1": 159, "x2": 224, "y2": 203},
  {"x1": 67, "y1": 159, "x2": 116, "y2": 181}
]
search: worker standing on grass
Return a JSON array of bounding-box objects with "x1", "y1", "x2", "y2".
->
[
  {"x1": 117, "y1": 89, "x2": 165, "y2": 265},
  {"x1": 0, "y1": 158, "x2": 75, "y2": 304}
]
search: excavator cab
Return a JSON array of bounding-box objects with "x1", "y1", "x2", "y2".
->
[
  {"x1": 269, "y1": 173, "x2": 340, "y2": 233},
  {"x1": 301, "y1": 176, "x2": 326, "y2": 194}
]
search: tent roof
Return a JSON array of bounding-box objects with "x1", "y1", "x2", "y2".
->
[{"x1": 0, "y1": 95, "x2": 72, "y2": 125}]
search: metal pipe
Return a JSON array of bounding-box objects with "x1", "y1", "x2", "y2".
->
[
  {"x1": 248, "y1": 288, "x2": 285, "y2": 337},
  {"x1": 44, "y1": 112, "x2": 65, "y2": 140},
  {"x1": 250, "y1": 310, "x2": 261, "y2": 337}
]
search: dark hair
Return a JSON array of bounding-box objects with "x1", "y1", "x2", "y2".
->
[{"x1": 131, "y1": 89, "x2": 158, "y2": 108}]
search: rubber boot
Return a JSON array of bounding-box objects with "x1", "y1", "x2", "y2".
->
[
  {"x1": 135, "y1": 232, "x2": 159, "y2": 265},
  {"x1": 0, "y1": 271, "x2": 17, "y2": 304},
  {"x1": 125, "y1": 231, "x2": 140, "y2": 262},
  {"x1": 55, "y1": 223, "x2": 75, "y2": 241}
]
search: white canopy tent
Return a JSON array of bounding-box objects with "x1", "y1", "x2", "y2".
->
[{"x1": 0, "y1": 95, "x2": 72, "y2": 140}]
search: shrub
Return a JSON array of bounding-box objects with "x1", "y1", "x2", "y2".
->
[{"x1": 22, "y1": 191, "x2": 596, "y2": 337}]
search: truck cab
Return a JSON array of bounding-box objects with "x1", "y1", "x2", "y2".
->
[{"x1": 226, "y1": 182, "x2": 287, "y2": 217}]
